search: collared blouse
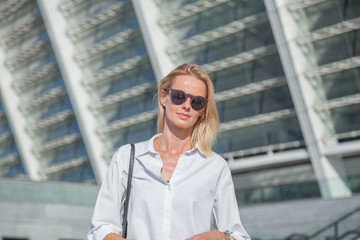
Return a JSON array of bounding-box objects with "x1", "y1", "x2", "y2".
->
[{"x1": 88, "y1": 134, "x2": 250, "y2": 240}]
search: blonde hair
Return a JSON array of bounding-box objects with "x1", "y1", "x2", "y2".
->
[{"x1": 157, "y1": 63, "x2": 219, "y2": 155}]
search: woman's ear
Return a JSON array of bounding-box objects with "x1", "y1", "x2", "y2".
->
[{"x1": 160, "y1": 90, "x2": 167, "y2": 107}]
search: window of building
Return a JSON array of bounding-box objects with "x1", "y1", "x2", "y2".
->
[{"x1": 3, "y1": 237, "x2": 28, "y2": 240}]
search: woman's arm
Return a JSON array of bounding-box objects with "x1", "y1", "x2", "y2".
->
[
  {"x1": 88, "y1": 147, "x2": 128, "y2": 240},
  {"x1": 185, "y1": 230, "x2": 230, "y2": 240},
  {"x1": 212, "y1": 165, "x2": 251, "y2": 240},
  {"x1": 104, "y1": 233, "x2": 126, "y2": 240}
]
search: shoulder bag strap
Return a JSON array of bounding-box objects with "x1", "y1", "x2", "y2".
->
[{"x1": 122, "y1": 143, "x2": 135, "y2": 238}]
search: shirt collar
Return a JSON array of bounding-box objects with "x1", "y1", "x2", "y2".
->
[
  {"x1": 192, "y1": 143, "x2": 208, "y2": 158},
  {"x1": 135, "y1": 133, "x2": 162, "y2": 158},
  {"x1": 136, "y1": 133, "x2": 208, "y2": 159}
]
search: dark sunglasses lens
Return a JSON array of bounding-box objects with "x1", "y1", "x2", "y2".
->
[
  {"x1": 171, "y1": 90, "x2": 186, "y2": 105},
  {"x1": 191, "y1": 97, "x2": 206, "y2": 110}
]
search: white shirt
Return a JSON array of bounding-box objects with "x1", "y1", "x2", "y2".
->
[{"x1": 88, "y1": 134, "x2": 250, "y2": 240}]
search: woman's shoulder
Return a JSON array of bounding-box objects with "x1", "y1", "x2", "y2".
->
[
  {"x1": 111, "y1": 137, "x2": 153, "y2": 161},
  {"x1": 205, "y1": 151, "x2": 230, "y2": 169}
]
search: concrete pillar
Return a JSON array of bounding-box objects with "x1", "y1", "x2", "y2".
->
[
  {"x1": 132, "y1": 0, "x2": 175, "y2": 80},
  {"x1": 265, "y1": 0, "x2": 351, "y2": 198},
  {"x1": 37, "y1": 0, "x2": 108, "y2": 184},
  {"x1": 0, "y1": 49, "x2": 41, "y2": 181}
]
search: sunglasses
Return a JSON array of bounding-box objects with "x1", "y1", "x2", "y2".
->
[{"x1": 165, "y1": 88, "x2": 208, "y2": 111}]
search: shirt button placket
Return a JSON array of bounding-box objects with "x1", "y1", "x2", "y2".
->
[{"x1": 163, "y1": 184, "x2": 172, "y2": 240}]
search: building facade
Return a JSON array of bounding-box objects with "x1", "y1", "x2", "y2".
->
[{"x1": 0, "y1": 1, "x2": 360, "y2": 238}]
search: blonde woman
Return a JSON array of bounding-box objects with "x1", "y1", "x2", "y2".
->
[{"x1": 88, "y1": 63, "x2": 250, "y2": 240}]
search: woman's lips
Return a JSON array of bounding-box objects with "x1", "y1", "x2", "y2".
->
[{"x1": 177, "y1": 113, "x2": 190, "y2": 120}]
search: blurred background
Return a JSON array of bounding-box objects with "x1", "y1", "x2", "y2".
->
[{"x1": 0, "y1": 0, "x2": 359, "y2": 239}]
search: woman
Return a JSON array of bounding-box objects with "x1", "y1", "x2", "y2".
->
[{"x1": 88, "y1": 63, "x2": 250, "y2": 240}]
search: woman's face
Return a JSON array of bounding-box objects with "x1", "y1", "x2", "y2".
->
[{"x1": 161, "y1": 75, "x2": 207, "y2": 133}]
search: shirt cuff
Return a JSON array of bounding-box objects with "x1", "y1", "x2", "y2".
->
[
  {"x1": 94, "y1": 226, "x2": 122, "y2": 240},
  {"x1": 230, "y1": 232, "x2": 251, "y2": 240}
]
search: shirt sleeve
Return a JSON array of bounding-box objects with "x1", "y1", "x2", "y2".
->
[
  {"x1": 212, "y1": 164, "x2": 251, "y2": 240},
  {"x1": 87, "y1": 147, "x2": 128, "y2": 240}
]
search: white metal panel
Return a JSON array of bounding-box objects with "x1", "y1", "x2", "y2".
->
[
  {"x1": 0, "y1": 48, "x2": 41, "y2": 180},
  {"x1": 37, "y1": 0, "x2": 108, "y2": 184},
  {"x1": 132, "y1": 0, "x2": 175, "y2": 80},
  {"x1": 265, "y1": 0, "x2": 351, "y2": 198}
]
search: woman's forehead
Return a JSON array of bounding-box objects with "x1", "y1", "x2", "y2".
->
[{"x1": 171, "y1": 75, "x2": 207, "y2": 95}]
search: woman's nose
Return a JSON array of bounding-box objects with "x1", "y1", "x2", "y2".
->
[{"x1": 182, "y1": 97, "x2": 191, "y2": 111}]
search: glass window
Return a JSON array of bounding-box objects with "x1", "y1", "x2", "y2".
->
[
  {"x1": 245, "y1": 22, "x2": 275, "y2": 51},
  {"x1": 76, "y1": 143, "x2": 88, "y2": 158},
  {"x1": 96, "y1": 23, "x2": 122, "y2": 43},
  {"x1": 233, "y1": 164, "x2": 320, "y2": 206},
  {"x1": 167, "y1": 0, "x2": 266, "y2": 41},
  {"x1": 101, "y1": 69, "x2": 156, "y2": 98},
  {"x1": 211, "y1": 54, "x2": 285, "y2": 93},
  {"x1": 221, "y1": 96, "x2": 257, "y2": 122},
  {"x1": 36, "y1": 76, "x2": 64, "y2": 97},
  {"x1": 179, "y1": 22, "x2": 275, "y2": 65},
  {"x1": 252, "y1": 54, "x2": 285, "y2": 82},
  {"x1": 106, "y1": 92, "x2": 154, "y2": 123},
  {"x1": 103, "y1": 49, "x2": 127, "y2": 69},
  {"x1": 168, "y1": 15, "x2": 198, "y2": 41},
  {"x1": 207, "y1": 33, "x2": 245, "y2": 63},
  {"x1": 111, "y1": 120, "x2": 157, "y2": 149},
  {"x1": 41, "y1": 103, "x2": 59, "y2": 119},
  {"x1": 138, "y1": 69, "x2": 156, "y2": 85},
  {"x1": 120, "y1": 96, "x2": 147, "y2": 119},
  {"x1": 158, "y1": 0, "x2": 200, "y2": 13},
  {"x1": 75, "y1": 4, "x2": 137, "y2": 48},
  {"x1": 233, "y1": 0, "x2": 266, "y2": 20},
  {"x1": 104, "y1": 106, "x2": 118, "y2": 124},
  {"x1": 53, "y1": 146, "x2": 74, "y2": 164},
  {"x1": 303, "y1": 1, "x2": 343, "y2": 31},
  {"x1": 3, "y1": 237, "x2": 28, "y2": 240},
  {"x1": 215, "y1": 117, "x2": 303, "y2": 154},
  {"x1": 113, "y1": 130, "x2": 126, "y2": 149},
  {"x1": 0, "y1": 142, "x2": 17, "y2": 159},
  {"x1": 343, "y1": 155, "x2": 360, "y2": 177},
  {"x1": 218, "y1": 86, "x2": 294, "y2": 122},
  {"x1": 212, "y1": 64, "x2": 253, "y2": 92},
  {"x1": 89, "y1": 38, "x2": 147, "y2": 73},
  {"x1": 127, "y1": 121, "x2": 157, "y2": 145},
  {"x1": 48, "y1": 125, "x2": 67, "y2": 141},
  {"x1": 3, "y1": 162, "x2": 25, "y2": 178},
  {"x1": 356, "y1": 29, "x2": 360, "y2": 56},
  {"x1": 21, "y1": 51, "x2": 51, "y2": 76},
  {"x1": 45, "y1": 118, "x2": 80, "y2": 142},
  {"x1": 313, "y1": 31, "x2": 359, "y2": 66},
  {"x1": 258, "y1": 86, "x2": 294, "y2": 113},
  {"x1": 42, "y1": 98, "x2": 72, "y2": 119},
  {"x1": 303, "y1": 0, "x2": 360, "y2": 31},
  {"x1": 322, "y1": 67, "x2": 360, "y2": 100},
  {"x1": 262, "y1": 186, "x2": 280, "y2": 202},
  {"x1": 343, "y1": 0, "x2": 360, "y2": 20},
  {"x1": 198, "y1": 3, "x2": 235, "y2": 34},
  {"x1": 86, "y1": 1, "x2": 116, "y2": 18},
  {"x1": 0, "y1": 120, "x2": 11, "y2": 136},
  {"x1": 51, "y1": 163, "x2": 95, "y2": 183},
  {"x1": 332, "y1": 104, "x2": 360, "y2": 136},
  {"x1": 52, "y1": 142, "x2": 88, "y2": 165}
]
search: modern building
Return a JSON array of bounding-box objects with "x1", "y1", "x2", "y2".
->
[{"x1": 0, "y1": 0, "x2": 359, "y2": 240}]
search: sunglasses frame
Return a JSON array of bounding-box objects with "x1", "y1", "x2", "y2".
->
[{"x1": 165, "y1": 88, "x2": 208, "y2": 111}]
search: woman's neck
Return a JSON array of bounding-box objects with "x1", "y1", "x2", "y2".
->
[{"x1": 156, "y1": 127, "x2": 192, "y2": 155}]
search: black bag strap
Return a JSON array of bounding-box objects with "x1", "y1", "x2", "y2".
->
[{"x1": 122, "y1": 143, "x2": 135, "y2": 238}]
